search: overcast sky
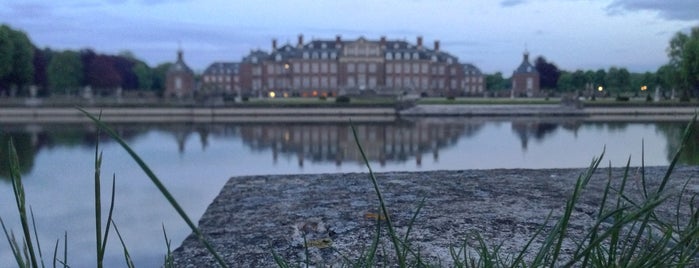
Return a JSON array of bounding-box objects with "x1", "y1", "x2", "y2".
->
[{"x1": 1, "y1": 0, "x2": 698, "y2": 75}]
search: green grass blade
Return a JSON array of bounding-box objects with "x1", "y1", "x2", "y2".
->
[
  {"x1": 8, "y1": 138, "x2": 40, "y2": 268},
  {"x1": 111, "y1": 220, "x2": 135, "y2": 268},
  {"x1": 94, "y1": 111, "x2": 103, "y2": 268},
  {"x1": 99, "y1": 175, "x2": 117, "y2": 262},
  {"x1": 349, "y1": 121, "x2": 404, "y2": 266},
  {"x1": 52, "y1": 239, "x2": 58, "y2": 268},
  {"x1": 1, "y1": 216, "x2": 26, "y2": 267},
  {"x1": 78, "y1": 107, "x2": 229, "y2": 268},
  {"x1": 30, "y1": 207, "x2": 46, "y2": 268},
  {"x1": 162, "y1": 224, "x2": 175, "y2": 268}
]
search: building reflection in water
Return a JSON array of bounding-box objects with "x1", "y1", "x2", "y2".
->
[
  {"x1": 5, "y1": 117, "x2": 699, "y2": 179},
  {"x1": 236, "y1": 119, "x2": 484, "y2": 167}
]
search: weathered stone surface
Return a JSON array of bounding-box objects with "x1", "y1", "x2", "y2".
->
[{"x1": 172, "y1": 166, "x2": 699, "y2": 267}]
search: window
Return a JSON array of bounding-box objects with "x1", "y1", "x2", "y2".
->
[
  {"x1": 275, "y1": 54, "x2": 282, "y2": 61},
  {"x1": 293, "y1": 63, "x2": 300, "y2": 72},
  {"x1": 330, "y1": 77, "x2": 337, "y2": 87},
  {"x1": 347, "y1": 63, "x2": 355, "y2": 72},
  {"x1": 293, "y1": 77, "x2": 301, "y2": 87},
  {"x1": 321, "y1": 77, "x2": 328, "y2": 87},
  {"x1": 321, "y1": 52, "x2": 327, "y2": 59},
  {"x1": 330, "y1": 52, "x2": 337, "y2": 59},
  {"x1": 369, "y1": 77, "x2": 376, "y2": 87},
  {"x1": 386, "y1": 64, "x2": 393, "y2": 74},
  {"x1": 312, "y1": 77, "x2": 319, "y2": 87},
  {"x1": 422, "y1": 64, "x2": 428, "y2": 74},
  {"x1": 358, "y1": 63, "x2": 366, "y2": 73},
  {"x1": 395, "y1": 64, "x2": 402, "y2": 74},
  {"x1": 347, "y1": 77, "x2": 355, "y2": 86},
  {"x1": 267, "y1": 65, "x2": 274, "y2": 74},
  {"x1": 303, "y1": 52, "x2": 309, "y2": 59},
  {"x1": 412, "y1": 63, "x2": 419, "y2": 74},
  {"x1": 312, "y1": 63, "x2": 319, "y2": 73},
  {"x1": 251, "y1": 57, "x2": 257, "y2": 63},
  {"x1": 395, "y1": 53, "x2": 402, "y2": 60},
  {"x1": 368, "y1": 63, "x2": 376, "y2": 73},
  {"x1": 387, "y1": 78, "x2": 393, "y2": 87},
  {"x1": 303, "y1": 77, "x2": 310, "y2": 87},
  {"x1": 302, "y1": 63, "x2": 309, "y2": 73},
  {"x1": 386, "y1": 53, "x2": 392, "y2": 60},
  {"x1": 330, "y1": 63, "x2": 337, "y2": 73},
  {"x1": 321, "y1": 63, "x2": 328, "y2": 73},
  {"x1": 526, "y1": 77, "x2": 533, "y2": 90}
]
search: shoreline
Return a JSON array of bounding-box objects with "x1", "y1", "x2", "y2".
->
[{"x1": 0, "y1": 104, "x2": 696, "y2": 123}]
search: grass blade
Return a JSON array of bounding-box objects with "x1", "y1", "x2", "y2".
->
[{"x1": 78, "y1": 107, "x2": 229, "y2": 267}]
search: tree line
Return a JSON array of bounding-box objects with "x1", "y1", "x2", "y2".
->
[
  {"x1": 486, "y1": 25, "x2": 699, "y2": 100},
  {"x1": 0, "y1": 24, "x2": 172, "y2": 97}
]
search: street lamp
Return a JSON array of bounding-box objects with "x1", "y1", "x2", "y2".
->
[{"x1": 597, "y1": 86, "x2": 604, "y2": 92}]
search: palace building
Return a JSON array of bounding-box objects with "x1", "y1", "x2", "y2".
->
[{"x1": 201, "y1": 35, "x2": 486, "y2": 98}]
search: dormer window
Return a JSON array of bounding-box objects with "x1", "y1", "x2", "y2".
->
[
  {"x1": 393, "y1": 43, "x2": 398, "y2": 49},
  {"x1": 321, "y1": 52, "x2": 327, "y2": 59},
  {"x1": 413, "y1": 52, "x2": 419, "y2": 59},
  {"x1": 396, "y1": 53, "x2": 402, "y2": 60},
  {"x1": 275, "y1": 54, "x2": 282, "y2": 61},
  {"x1": 252, "y1": 57, "x2": 258, "y2": 63},
  {"x1": 386, "y1": 53, "x2": 392, "y2": 60},
  {"x1": 321, "y1": 43, "x2": 327, "y2": 49},
  {"x1": 303, "y1": 52, "x2": 309, "y2": 59},
  {"x1": 330, "y1": 52, "x2": 336, "y2": 59},
  {"x1": 447, "y1": 58, "x2": 452, "y2": 64},
  {"x1": 431, "y1": 55, "x2": 437, "y2": 62}
]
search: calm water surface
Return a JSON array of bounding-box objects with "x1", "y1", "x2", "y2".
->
[{"x1": 0, "y1": 117, "x2": 697, "y2": 266}]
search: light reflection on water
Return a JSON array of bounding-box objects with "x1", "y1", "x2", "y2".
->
[{"x1": 0, "y1": 117, "x2": 696, "y2": 266}]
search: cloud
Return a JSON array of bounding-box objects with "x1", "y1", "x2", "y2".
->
[
  {"x1": 500, "y1": 0, "x2": 527, "y2": 7},
  {"x1": 607, "y1": 0, "x2": 699, "y2": 21}
]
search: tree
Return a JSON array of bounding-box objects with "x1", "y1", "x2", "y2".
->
[
  {"x1": 666, "y1": 26, "x2": 699, "y2": 99},
  {"x1": 6, "y1": 26, "x2": 34, "y2": 93},
  {"x1": 86, "y1": 55, "x2": 121, "y2": 91},
  {"x1": 557, "y1": 71, "x2": 574, "y2": 92},
  {"x1": 534, "y1": 56, "x2": 561, "y2": 90},
  {"x1": 571, "y1": 70, "x2": 587, "y2": 90},
  {"x1": 132, "y1": 62, "x2": 153, "y2": 90},
  {"x1": 605, "y1": 67, "x2": 630, "y2": 93},
  {"x1": 0, "y1": 25, "x2": 35, "y2": 96},
  {"x1": 152, "y1": 62, "x2": 172, "y2": 95},
  {"x1": 47, "y1": 50, "x2": 83, "y2": 94},
  {"x1": 486, "y1": 72, "x2": 509, "y2": 91}
]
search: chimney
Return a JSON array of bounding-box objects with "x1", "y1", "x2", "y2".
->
[
  {"x1": 417, "y1": 36, "x2": 423, "y2": 49},
  {"x1": 335, "y1": 35, "x2": 341, "y2": 44},
  {"x1": 297, "y1": 34, "x2": 304, "y2": 48},
  {"x1": 380, "y1": 36, "x2": 386, "y2": 48},
  {"x1": 272, "y1": 39, "x2": 277, "y2": 51},
  {"x1": 177, "y1": 49, "x2": 183, "y2": 61},
  {"x1": 434, "y1": 40, "x2": 440, "y2": 52}
]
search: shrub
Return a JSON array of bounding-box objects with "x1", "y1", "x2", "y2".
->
[
  {"x1": 446, "y1": 96, "x2": 455, "y2": 101},
  {"x1": 615, "y1": 95, "x2": 629, "y2": 102},
  {"x1": 335, "y1": 96, "x2": 350, "y2": 103}
]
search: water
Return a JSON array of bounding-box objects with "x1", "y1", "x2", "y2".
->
[{"x1": 0, "y1": 117, "x2": 696, "y2": 266}]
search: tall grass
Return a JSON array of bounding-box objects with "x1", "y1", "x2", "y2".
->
[{"x1": 0, "y1": 109, "x2": 228, "y2": 267}]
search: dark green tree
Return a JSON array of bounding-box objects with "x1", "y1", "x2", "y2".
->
[
  {"x1": 47, "y1": 50, "x2": 84, "y2": 94},
  {"x1": 0, "y1": 25, "x2": 35, "y2": 96},
  {"x1": 132, "y1": 62, "x2": 153, "y2": 90},
  {"x1": 152, "y1": 62, "x2": 172, "y2": 95},
  {"x1": 534, "y1": 56, "x2": 561, "y2": 90},
  {"x1": 557, "y1": 71, "x2": 574, "y2": 91},
  {"x1": 485, "y1": 72, "x2": 509, "y2": 92}
]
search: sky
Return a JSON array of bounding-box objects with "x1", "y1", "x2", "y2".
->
[{"x1": 1, "y1": 0, "x2": 698, "y2": 75}]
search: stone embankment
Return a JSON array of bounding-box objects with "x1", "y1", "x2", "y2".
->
[
  {"x1": 172, "y1": 166, "x2": 699, "y2": 267},
  {"x1": 0, "y1": 107, "x2": 397, "y2": 123},
  {"x1": 1, "y1": 104, "x2": 695, "y2": 123}
]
